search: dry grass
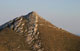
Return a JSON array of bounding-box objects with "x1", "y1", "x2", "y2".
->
[
  {"x1": 38, "y1": 17, "x2": 80, "y2": 51},
  {"x1": 0, "y1": 16, "x2": 80, "y2": 51}
]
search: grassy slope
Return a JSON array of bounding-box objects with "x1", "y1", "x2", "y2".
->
[{"x1": 38, "y1": 17, "x2": 80, "y2": 51}]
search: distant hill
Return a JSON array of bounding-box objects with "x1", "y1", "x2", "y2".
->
[{"x1": 0, "y1": 11, "x2": 80, "y2": 51}]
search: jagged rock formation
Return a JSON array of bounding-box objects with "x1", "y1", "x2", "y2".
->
[
  {"x1": 0, "y1": 11, "x2": 80, "y2": 51},
  {"x1": 0, "y1": 11, "x2": 44, "y2": 51}
]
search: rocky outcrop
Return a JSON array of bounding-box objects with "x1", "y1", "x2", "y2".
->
[
  {"x1": 0, "y1": 11, "x2": 80, "y2": 51},
  {"x1": 0, "y1": 11, "x2": 44, "y2": 51}
]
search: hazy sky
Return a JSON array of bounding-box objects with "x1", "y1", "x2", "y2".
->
[{"x1": 0, "y1": 0, "x2": 80, "y2": 35}]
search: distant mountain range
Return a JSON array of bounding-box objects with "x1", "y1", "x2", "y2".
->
[{"x1": 0, "y1": 11, "x2": 80, "y2": 51}]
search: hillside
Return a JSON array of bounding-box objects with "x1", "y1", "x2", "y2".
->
[
  {"x1": 0, "y1": 11, "x2": 80, "y2": 51},
  {"x1": 38, "y1": 16, "x2": 80, "y2": 51}
]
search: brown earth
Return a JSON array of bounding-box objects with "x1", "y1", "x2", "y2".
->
[
  {"x1": 0, "y1": 12, "x2": 80, "y2": 51},
  {"x1": 38, "y1": 17, "x2": 80, "y2": 51}
]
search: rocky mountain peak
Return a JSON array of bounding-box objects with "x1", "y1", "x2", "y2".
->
[
  {"x1": 23, "y1": 11, "x2": 38, "y2": 20},
  {"x1": 0, "y1": 11, "x2": 44, "y2": 51},
  {"x1": 0, "y1": 11, "x2": 39, "y2": 31},
  {"x1": 0, "y1": 11, "x2": 80, "y2": 51},
  {"x1": 29, "y1": 11, "x2": 37, "y2": 15}
]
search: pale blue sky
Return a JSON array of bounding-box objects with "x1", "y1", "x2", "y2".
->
[{"x1": 0, "y1": 0, "x2": 80, "y2": 35}]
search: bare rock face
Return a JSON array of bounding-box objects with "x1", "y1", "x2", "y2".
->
[
  {"x1": 0, "y1": 11, "x2": 44, "y2": 51},
  {"x1": 0, "y1": 11, "x2": 80, "y2": 51}
]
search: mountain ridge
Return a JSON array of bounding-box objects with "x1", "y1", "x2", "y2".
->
[
  {"x1": 0, "y1": 11, "x2": 45, "y2": 51},
  {"x1": 0, "y1": 11, "x2": 80, "y2": 51}
]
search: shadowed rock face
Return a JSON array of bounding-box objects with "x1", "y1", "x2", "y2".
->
[{"x1": 0, "y1": 11, "x2": 80, "y2": 51}]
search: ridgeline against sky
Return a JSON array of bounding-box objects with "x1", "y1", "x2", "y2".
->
[
  {"x1": 0, "y1": 0, "x2": 80, "y2": 34},
  {"x1": 0, "y1": 11, "x2": 80, "y2": 51}
]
